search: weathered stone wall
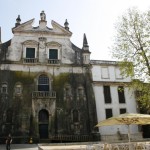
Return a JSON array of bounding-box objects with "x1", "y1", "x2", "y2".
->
[{"x1": 0, "y1": 69, "x2": 99, "y2": 142}]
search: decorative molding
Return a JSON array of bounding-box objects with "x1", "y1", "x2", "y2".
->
[
  {"x1": 46, "y1": 41, "x2": 62, "y2": 47},
  {"x1": 22, "y1": 40, "x2": 38, "y2": 46}
]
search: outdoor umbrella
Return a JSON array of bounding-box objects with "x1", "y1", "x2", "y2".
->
[{"x1": 96, "y1": 113, "x2": 150, "y2": 143}]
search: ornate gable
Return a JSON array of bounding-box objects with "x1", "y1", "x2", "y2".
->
[
  {"x1": 12, "y1": 19, "x2": 35, "y2": 33},
  {"x1": 51, "y1": 20, "x2": 72, "y2": 36}
]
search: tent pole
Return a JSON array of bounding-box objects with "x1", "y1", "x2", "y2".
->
[
  {"x1": 128, "y1": 125, "x2": 131, "y2": 150},
  {"x1": 128, "y1": 124, "x2": 130, "y2": 143}
]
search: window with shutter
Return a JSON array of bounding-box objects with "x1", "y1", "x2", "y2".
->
[
  {"x1": 104, "y1": 86, "x2": 112, "y2": 103},
  {"x1": 26, "y1": 48, "x2": 35, "y2": 58},
  {"x1": 49, "y1": 49, "x2": 58, "y2": 59}
]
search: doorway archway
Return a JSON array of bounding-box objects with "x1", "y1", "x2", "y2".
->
[{"x1": 38, "y1": 109, "x2": 49, "y2": 139}]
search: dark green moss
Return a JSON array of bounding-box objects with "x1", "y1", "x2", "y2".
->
[{"x1": 13, "y1": 71, "x2": 35, "y2": 84}]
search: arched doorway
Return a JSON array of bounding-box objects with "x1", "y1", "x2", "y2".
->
[{"x1": 38, "y1": 109, "x2": 49, "y2": 139}]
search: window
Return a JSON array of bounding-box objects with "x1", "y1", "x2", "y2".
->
[
  {"x1": 1, "y1": 83, "x2": 8, "y2": 94},
  {"x1": 118, "y1": 86, "x2": 126, "y2": 103},
  {"x1": 104, "y1": 86, "x2": 111, "y2": 103},
  {"x1": 120, "y1": 108, "x2": 126, "y2": 114},
  {"x1": 49, "y1": 49, "x2": 58, "y2": 59},
  {"x1": 115, "y1": 67, "x2": 123, "y2": 79},
  {"x1": 2, "y1": 87, "x2": 7, "y2": 93},
  {"x1": 38, "y1": 74, "x2": 49, "y2": 91},
  {"x1": 26, "y1": 48, "x2": 35, "y2": 58},
  {"x1": 101, "y1": 67, "x2": 109, "y2": 79},
  {"x1": 105, "y1": 109, "x2": 112, "y2": 119}
]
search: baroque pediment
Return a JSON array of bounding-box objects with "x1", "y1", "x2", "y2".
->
[
  {"x1": 12, "y1": 19, "x2": 35, "y2": 33},
  {"x1": 51, "y1": 20, "x2": 72, "y2": 36},
  {"x1": 12, "y1": 18, "x2": 72, "y2": 37}
]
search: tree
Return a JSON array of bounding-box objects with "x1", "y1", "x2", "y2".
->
[{"x1": 112, "y1": 8, "x2": 150, "y2": 112}]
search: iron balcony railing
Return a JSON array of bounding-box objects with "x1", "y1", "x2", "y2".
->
[
  {"x1": 23, "y1": 58, "x2": 60, "y2": 64},
  {"x1": 32, "y1": 91, "x2": 56, "y2": 98},
  {"x1": 47, "y1": 59, "x2": 60, "y2": 64},
  {"x1": 49, "y1": 134, "x2": 99, "y2": 142},
  {"x1": 23, "y1": 58, "x2": 38, "y2": 63}
]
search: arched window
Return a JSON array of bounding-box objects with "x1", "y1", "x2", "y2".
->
[
  {"x1": 39, "y1": 109, "x2": 49, "y2": 122},
  {"x1": 38, "y1": 74, "x2": 49, "y2": 91},
  {"x1": 1, "y1": 82, "x2": 8, "y2": 94}
]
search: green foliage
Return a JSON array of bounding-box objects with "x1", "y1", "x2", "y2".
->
[
  {"x1": 112, "y1": 8, "x2": 150, "y2": 82},
  {"x1": 130, "y1": 80, "x2": 150, "y2": 113},
  {"x1": 14, "y1": 71, "x2": 34, "y2": 84},
  {"x1": 112, "y1": 8, "x2": 150, "y2": 111}
]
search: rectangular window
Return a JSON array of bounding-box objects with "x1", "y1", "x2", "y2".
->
[
  {"x1": 26, "y1": 48, "x2": 35, "y2": 58},
  {"x1": 2, "y1": 87, "x2": 7, "y2": 93},
  {"x1": 118, "y1": 86, "x2": 125, "y2": 103},
  {"x1": 120, "y1": 108, "x2": 126, "y2": 114},
  {"x1": 49, "y1": 49, "x2": 58, "y2": 59},
  {"x1": 105, "y1": 108, "x2": 112, "y2": 119},
  {"x1": 104, "y1": 86, "x2": 111, "y2": 103}
]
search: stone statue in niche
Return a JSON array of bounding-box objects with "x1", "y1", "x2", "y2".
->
[
  {"x1": 73, "y1": 110, "x2": 79, "y2": 122},
  {"x1": 40, "y1": 11, "x2": 46, "y2": 21}
]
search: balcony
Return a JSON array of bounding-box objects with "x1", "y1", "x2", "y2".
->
[
  {"x1": 23, "y1": 58, "x2": 38, "y2": 63},
  {"x1": 32, "y1": 91, "x2": 56, "y2": 98},
  {"x1": 47, "y1": 59, "x2": 60, "y2": 64}
]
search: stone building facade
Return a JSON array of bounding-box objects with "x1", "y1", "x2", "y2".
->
[
  {"x1": 0, "y1": 11, "x2": 99, "y2": 143},
  {"x1": 91, "y1": 60, "x2": 142, "y2": 142},
  {"x1": 0, "y1": 11, "x2": 141, "y2": 143}
]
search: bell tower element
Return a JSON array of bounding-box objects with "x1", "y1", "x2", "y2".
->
[{"x1": 82, "y1": 33, "x2": 91, "y2": 64}]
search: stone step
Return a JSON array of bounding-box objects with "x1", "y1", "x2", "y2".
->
[{"x1": 38, "y1": 145, "x2": 87, "y2": 150}]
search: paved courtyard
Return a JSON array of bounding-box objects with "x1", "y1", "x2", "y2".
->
[
  {"x1": 0, "y1": 144, "x2": 92, "y2": 150},
  {"x1": 0, "y1": 144, "x2": 38, "y2": 150},
  {"x1": 0, "y1": 144, "x2": 89, "y2": 150}
]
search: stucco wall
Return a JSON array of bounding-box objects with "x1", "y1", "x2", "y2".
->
[{"x1": 91, "y1": 64, "x2": 139, "y2": 136}]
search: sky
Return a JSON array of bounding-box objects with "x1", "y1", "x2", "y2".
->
[{"x1": 0, "y1": 0, "x2": 150, "y2": 60}]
